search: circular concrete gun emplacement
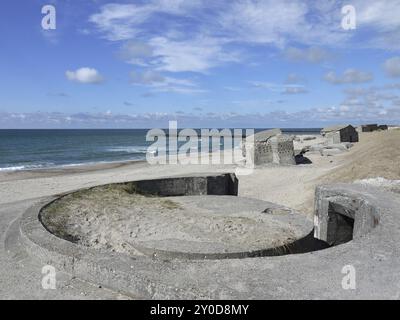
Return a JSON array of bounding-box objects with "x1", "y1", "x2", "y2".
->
[
  {"x1": 38, "y1": 174, "x2": 323, "y2": 260},
  {"x1": 17, "y1": 173, "x2": 395, "y2": 299}
]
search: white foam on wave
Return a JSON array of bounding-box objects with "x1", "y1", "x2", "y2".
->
[
  {"x1": 0, "y1": 166, "x2": 27, "y2": 172},
  {"x1": 0, "y1": 163, "x2": 53, "y2": 172},
  {"x1": 106, "y1": 146, "x2": 149, "y2": 154}
]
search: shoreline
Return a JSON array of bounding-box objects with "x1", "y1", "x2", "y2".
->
[
  {"x1": 1, "y1": 130, "x2": 398, "y2": 216},
  {"x1": 0, "y1": 129, "x2": 322, "y2": 175},
  {"x1": 0, "y1": 159, "x2": 148, "y2": 182}
]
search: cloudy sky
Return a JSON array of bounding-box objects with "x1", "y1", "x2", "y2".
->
[{"x1": 1, "y1": 0, "x2": 400, "y2": 128}]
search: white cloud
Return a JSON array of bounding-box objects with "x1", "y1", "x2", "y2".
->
[
  {"x1": 217, "y1": 0, "x2": 308, "y2": 46},
  {"x1": 383, "y1": 57, "x2": 400, "y2": 78},
  {"x1": 349, "y1": 0, "x2": 400, "y2": 50},
  {"x1": 284, "y1": 47, "x2": 330, "y2": 63},
  {"x1": 2, "y1": 106, "x2": 399, "y2": 129},
  {"x1": 149, "y1": 36, "x2": 239, "y2": 73},
  {"x1": 65, "y1": 68, "x2": 104, "y2": 84},
  {"x1": 130, "y1": 70, "x2": 166, "y2": 85},
  {"x1": 217, "y1": 0, "x2": 350, "y2": 47},
  {"x1": 89, "y1": 1, "x2": 204, "y2": 41},
  {"x1": 117, "y1": 41, "x2": 154, "y2": 65},
  {"x1": 89, "y1": 1, "x2": 400, "y2": 64},
  {"x1": 356, "y1": 0, "x2": 400, "y2": 31},
  {"x1": 88, "y1": 0, "x2": 400, "y2": 82},
  {"x1": 129, "y1": 70, "x2": 205, "y2": 94},
  {"x1": 323, "y1": 69, "x2": 373, "y2": 84},
  {"x1": 250, "y1": 81, "x2": 281, "y2": 92},
  {"x1": 250, "y1": 81, "x2": 308, "y2": 94},
  {"x1": 88, "y1": 3, "x2": 152, "y2": 41},
  {"x1": 88, "y1": 1, "x2": 347, "y2": 75},
  {"x1": 342, "y1": 83, "x2": 400, "y2": 111},
  {"x1": 282, "y1": 86, "x2": 308, "y2": 95}
]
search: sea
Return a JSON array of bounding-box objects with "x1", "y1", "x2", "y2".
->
[{"x1": 0, "y1": 129, "x2": 321, "y2": 172}]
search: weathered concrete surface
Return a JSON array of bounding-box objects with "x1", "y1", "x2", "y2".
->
[
  {"x1": 270, "y1": 135, "x2": 296, "y2": 165},
  {"x1": 8, "y1": 181, "x2": 400, "y2": 299},
  {"x1": 302, "y1": 142, "x2": 353, "y2": 157},
  {"x1": 133, "y1": 173, "x2": 238, "y2": 196},
  {"x1": 362, "y1": 124, "x2": 379, "y2": 132},
  {"x1": 378, "y1": 125, "x2": 388, "y2": 131},
  {"x1": 243, "y1": 131, "x2": 296, "y2": 166},
  {"x1": 39, "y1": 191, "x2": 313, "y2": 260},
  {"x1": 314, "y1": 185, "x2": 379, "y2": 246},
  {"x1": 252, "y1": 129, "x2": 282, "y2": 142},
  {"x1": 0, "y1": 200, "x2": 130, "y2": 299},
  {"x1": 321, "y1": 125, "x2": 359, "y2": 143}
]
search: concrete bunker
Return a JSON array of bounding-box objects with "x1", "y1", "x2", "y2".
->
[
  {"x1": 18, "y1": 182, "x2": 392, "y2": 299},
  {"x1": 38, "y1": 174, "x2": 331, "y2": 260},
  {"x1": 361, "y1": 124, "x2": 379, "y2": 132},
  {"x1": 242, "y1": 129, "x2": 296, "y2": 166},
  {"x1": 327, "y1": 202, "x2": 355, "y2": 246},
  {"x1": 133, "y1": 174, "x2": 238, "y2": 196},
  {"x1": 321, "y1": 124, "x2": 359, "y2": 143},
  {"x1": 36, "y1": 177, "x2": 381, "y2": 265},
  {"x1": 314, "y1": 185, "x2": 380, "y2": 246}
]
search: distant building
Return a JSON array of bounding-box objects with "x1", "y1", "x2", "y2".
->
[
  {"x1": 378, "y1": 125, "x2": 388, "y2": 131},
  {"x1": 242, "y1": 129, "x2": 296, "y2": 165},
  {"x1": 321, "y1": 125, "x2": 359, "y2": 143},
  {"x1": 361, "y1": 124, "x2": 379, "y2": 132}
]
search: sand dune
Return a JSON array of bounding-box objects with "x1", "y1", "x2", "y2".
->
[{"x1": 322, "y1": 129, "x2": 400, "y2": 183}]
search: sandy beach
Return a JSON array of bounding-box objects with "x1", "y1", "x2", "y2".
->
[{"x1": 1, "y1": 129, "x2": 398, "y2": 216}]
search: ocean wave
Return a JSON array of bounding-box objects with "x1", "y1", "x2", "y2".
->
[
  {"x1": 0, "y1": 163, "x2": 54, "y2": 172},
  {"x1": 0, "y1": 158, "x2": 146, "y2": 172},
  {"x1": 106, "y1": 146, "x2": 149, "y2": 154},
  {"x1": 0, "y1": 166, "x2": 27, "y2": 172}
]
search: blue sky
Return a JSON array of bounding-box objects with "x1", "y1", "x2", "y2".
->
[{"x1": 1, "y1": 0, "x2": 400, "y2": 128}]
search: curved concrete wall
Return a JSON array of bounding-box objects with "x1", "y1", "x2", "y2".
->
[
  {"x1": 132, "y1": 173, "x2": 238, "y2": 196},
  {"x1": 17, "y1": 182, "x2": 400, "y2": 299}
]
